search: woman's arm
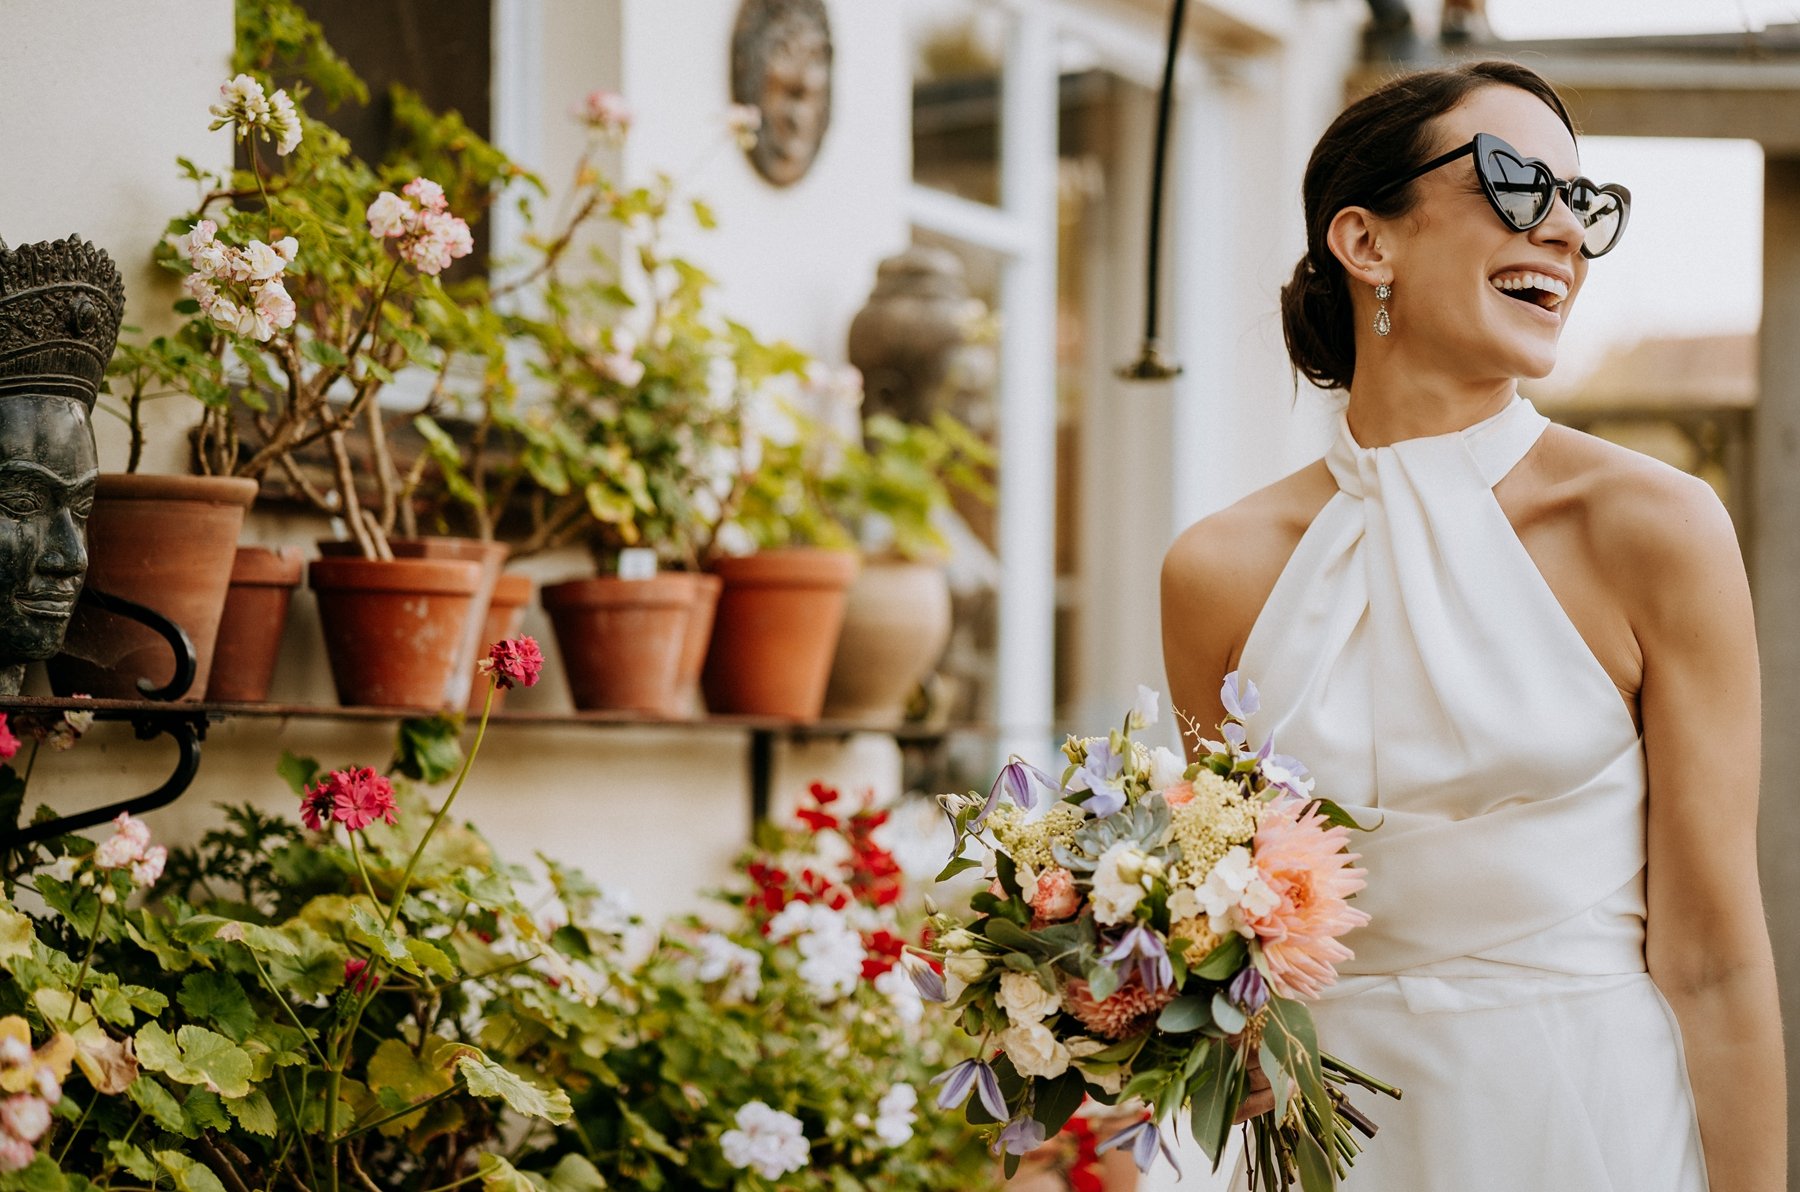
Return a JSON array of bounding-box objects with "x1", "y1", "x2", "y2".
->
[{"x1": 1622, "y1": 469, "x2": 1785, "y2": 1192}]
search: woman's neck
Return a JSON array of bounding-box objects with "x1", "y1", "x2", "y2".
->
[{"x1": 1343, "y1": 354, "x2": 1519, "y2": 448}]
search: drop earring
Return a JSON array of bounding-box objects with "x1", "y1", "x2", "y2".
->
[{"x1": 1374, "y1": 281, "x2": 1393, "y2": 337}]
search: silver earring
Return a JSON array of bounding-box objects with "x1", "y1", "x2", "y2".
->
[{"x1": 1374, "y1": 282, "x2": 1393, "y2": 337}]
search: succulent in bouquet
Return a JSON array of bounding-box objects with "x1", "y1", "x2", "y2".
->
[{"x1": 924, "y1": 675, "x2": 1400, "y2": 1189}]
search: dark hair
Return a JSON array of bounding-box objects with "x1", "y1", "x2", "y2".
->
[{"x1": 1280, "y1": 61, "x2": 1576, "y2": 391}]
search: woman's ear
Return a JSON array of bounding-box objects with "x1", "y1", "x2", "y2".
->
[{"x1": 1325, "y1": 206, "x2": 1392, "y2": 288}]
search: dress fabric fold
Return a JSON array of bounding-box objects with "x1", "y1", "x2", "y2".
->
[{"x1": 1229, "y1": 395, "x2": 1708, "y2": 1190}]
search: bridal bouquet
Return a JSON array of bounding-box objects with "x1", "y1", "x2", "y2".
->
[{"x1": 918, "y1": 674, "x2": 1399, "y2": 1190}]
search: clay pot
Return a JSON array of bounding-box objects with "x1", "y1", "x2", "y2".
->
[
  {"x1": 702, "y1": 549, "x2": 859, "y2": 721},
  {"x1": 208, "y1": 546, "x2": 305, "y2": 703},
  {"x1": 319, "y1": 536, "x2": 508, "y2": 705},
  {"x1": 823, "y1": 557, "x2": 952, "y2": 725},
  {"x1": 665, "y1": 571, "x2": 723, "y2": 716},
  {"x1": 50, "y1": 474, "x2": 258, "y2": 701},
  {"x1": 308, "y1": 556, "x2": 483, "y2": 709},
  {"x1": 465, "y1": 571, "x2": 535, "y2": 712},
  {"x1": 541, "y1": 575, "x2": 694, "y2": 715}
]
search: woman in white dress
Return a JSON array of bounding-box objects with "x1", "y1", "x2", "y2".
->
[{"x1": 1161, "y1": 62, "x2": 1784, "y2": 1190}]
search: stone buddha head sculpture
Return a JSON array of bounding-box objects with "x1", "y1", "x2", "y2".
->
[
  {"x1": 731, "y1": 0, "x2": 833, "y2": 187},
  {"x1": 0, "y1": 236, "x2": 122, "y2": 695}
]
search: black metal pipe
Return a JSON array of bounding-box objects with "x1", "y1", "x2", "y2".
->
[{"x1": 1117, "y1": 0, "x2": 1188, "y2": 380}]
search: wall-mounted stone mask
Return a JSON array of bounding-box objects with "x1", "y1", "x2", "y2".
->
[
  {"x1": 0, "y1": 236, "x2": 123, "y2": 695},
  {"x1": 731, "y1": 0, "x2": 834, "y2": 188}
]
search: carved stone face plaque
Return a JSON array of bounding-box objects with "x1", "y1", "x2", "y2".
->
[
  {"x1": 0, "y1": 399, "x2": 95, "y2": 672},
  {"x1": 731, "y1": 0, "x2": 833, "y2": 187},
  {"x1": 0, "y1": 236, "x2": 123, "y2": 694}
]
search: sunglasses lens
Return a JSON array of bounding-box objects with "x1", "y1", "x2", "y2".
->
[
  {"x1": 1483, "y1": 147, "x2": 1553, "y2": 228},
  {"x1": 1570, "y1": 182, "x2": 1627, "y2": 257}
]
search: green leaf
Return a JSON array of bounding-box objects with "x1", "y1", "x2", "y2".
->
[
  {"x1": 225, "y1": 1089, "x2": 278, "y2": 1136},
  {"x1": 1156, "y1": 995, "x2": 1213, "y2": 1034},
  {"x1": 1292, "y1": 1127, "x2": 1335, "y2": 1192},
  {"x1": 1211, "y1": 992, "x2": 1247, "y2": 1036},
  {"x1": 456, "y1": 1053, "x2": 572, "y2": 1124},
  {"x1": 127, "y1": 1076, "x2": 189, "y2": 1134},
  {"x1": 178, "y1": 972, "x2": 258, "y2": 1041},
  {"x1": 155, "y1": 1150, "x2": 229, "y2": 1192},
  {"x1": 982, "y1": 917, "x2": 1045, "y2": 957},
  {"x1": 935, "y1": 855, "x2": 980, "y2": 883},
  {"x1": 1264, "y1": 998, "x2": 1331, "y2": 1129},
  {"x1": 1086, "y1": 962, "x2": 1121, "y2": 1002},
  {"x1": 691, "y1": 198, "x2": 718, "y2": 229},
  {"x1": 1193, "y1": 934, "x2": 1248, "y2": 980},
  {"x1": 106, "y1": 1140, "x2": 158, "y2": 1180},
  {"x1": 276, "y1": 751, "x2": 322, "y2": 797},
  {"x1": 477, "y1": 1154, "x2": 538, "y2": 1192},
  {"x1": 1186, "y1": 1040, "x2": 1237, "y2": 1162},
  {"x1": 348, "y1": 905, "x2": 419, "y2": 974},
  {"x1": 0, "y1": 898, "x2": 32, "y2": 965},
  {"x1": 301, "y1": 339, "x2": 349, "y2": 368},
  {"x1": 364, "y1": 1038, "x2": 455, "y2": 1134},
  {"x1": 2, "y1": 1156, "x2": 68, "y2": 1191},
  {"x1": 395, "y1": 715, "x2": 465, "y2": 784},
  {"x1": 1308, "y1": 797, "x2": 1376, "y2": 832},
  {"x1": 406, "y1": 937, "x2": 459, "y2": 981},
  {"x1": 1031, "y1": 1070, "x2": 1087, "y2": 1137},
  {"x1": 134, "y1": 1023, "x2": 253, "y2": 1098},
  {"x1": 266, "y1": 922, "x2": 347, "y2": 1001}
]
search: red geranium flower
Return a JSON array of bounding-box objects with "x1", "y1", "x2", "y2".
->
[
  {"x1": 479, "y1": 636, "x2": 544, "y2": 690},
  {"x1": 0, "y1": 714, "x2": 17, "y2": 763},
  {"x1": 302, "y1": 767, "x2": 399, "y2": 833},
  {"x1": 344, "y1": 957, "x2": 380, "y2": 994}
]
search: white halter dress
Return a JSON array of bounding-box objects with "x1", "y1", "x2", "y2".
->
[{"x1": 1232, "y1": 395, "x2": 1708, "y2": 1190}]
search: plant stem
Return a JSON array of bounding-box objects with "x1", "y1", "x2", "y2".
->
[
  {"x1": 416, "y1": 1170, "x2": 488, "y2": 1192},
  {"x1": 65, "y1": 893, "x2": 107, "y2": 1028},
  {"x1": 247, "y1": 952, "x2": 332, "y2": 1068},
  {"x1": 382, "y1": 682, "x2": 496, "y2": 932},
  {"x1": 336, "y1": 1084, "x2": 461, "y2": 1142},
  {"x1": 53, "y1": 1092, "x2": 98, "y2": 1164},
  {"x1": 349, "y1": 834, "x2": 379, "y2": 903}
]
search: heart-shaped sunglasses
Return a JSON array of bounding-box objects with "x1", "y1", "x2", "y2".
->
[{"x1": 1370, "y1": 132, "x2": 1631, "y2": 259}]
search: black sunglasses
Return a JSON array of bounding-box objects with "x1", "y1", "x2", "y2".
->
[{"x1": 1370, "y1": 132, "x2": 1632, "y2": 259}]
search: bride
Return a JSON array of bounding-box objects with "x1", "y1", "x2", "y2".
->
[{"x1": 1161, "y1": 61, "x2": 1784, "y2": 1190}]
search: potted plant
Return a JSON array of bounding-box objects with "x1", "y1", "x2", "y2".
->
[
  {"x1": 105, "y1": 9, "x2": 530, "y2": 708},
  {"x1": 819, "y1": 406, "x2": 995, "y2": 725}
]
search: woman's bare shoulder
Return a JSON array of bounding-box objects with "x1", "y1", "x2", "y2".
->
[{"x1": 1162, "y1": 458, "x2": 1337, "y2": 619}]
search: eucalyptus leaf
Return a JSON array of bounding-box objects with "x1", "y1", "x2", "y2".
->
[
  {"x1": 1211, "y1": 992, "x2": 1248, "y2": 1036},
  {"x1": 1156, "y1": 995, "x2": 1212, "y2": 1034}
]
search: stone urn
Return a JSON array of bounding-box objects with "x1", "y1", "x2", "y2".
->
[
  {"x1": 847, "y1": 245, "x2": 992, "y2": 425},
  {"x1": 822, "y1": 557, "x2": 952, "y2": 725}
]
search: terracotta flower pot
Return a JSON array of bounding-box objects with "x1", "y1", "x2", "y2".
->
[
  {"x1": 50, "y1": 473, "x2": 258, "y2": 701},
  {"x1": 702, "y1": 549, "x2": 859, "y2": 721},
  {"x1": 319, "y1": 536, "x2": 509, "y2": 705},
  {"x1": 665, "y1": 571, "x2": 723, "y2": 716},
  {"x1": 309, "y1": 556, "x2": 483, "y2": 709},
  {"x1": 541, "y1": 575, "x2": 694, "y2": 715},
  {"x1": 208, "y1": 546, "x2": 305, "y2": 703},
  {"x1": 823, "y1": 557, "x2": 952, "y2": 725},
  {"x1": 466, "y1": 571, "x2": 535, "y2": 713}
]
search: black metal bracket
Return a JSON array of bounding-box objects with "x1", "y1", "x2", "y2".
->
[
  {"x1": 7, "y1": 707, "x2": 209, "y2": 845},
  {"x1": 76, "y1": 585, "x2": 198, "y2": 701},
  {"x1": 5, "y1": 582, "x2": 206, "y2": 846},
  {"x1": 748, "y1": 729, "x2": 775, "y2": 824}
]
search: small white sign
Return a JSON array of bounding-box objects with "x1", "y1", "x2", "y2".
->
[{"x1": 617, "y1": 548, "x2": 659, "y2": 581}]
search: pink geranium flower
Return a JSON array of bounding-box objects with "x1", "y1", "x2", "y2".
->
[
  {"x1": 301, "y1": 767, "x2": 399, "y2": 833},
  {"x1": 0, "y1": 714, "x2": 17, "y2": 762},
  {"x1": 479, "y1": 636, "x2": 544, "y2": 690},
  {"x1": 1244, "y1": 801, "x2": 1370, "y2": 1000}
]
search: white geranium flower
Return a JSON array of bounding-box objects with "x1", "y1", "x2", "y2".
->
[
  {"x1": 695, "y1": 933, "x2": 762, "y2": 1003},
  {"x1": 873, "y1": 1083, "x2": 918, "y2": 1148},
  {"x1": 1001, "y1": 1020, "x2": 1071, "y2": 1079},
  {"x1": 235, "y1": 240, "x2": 288, "y2": 282},
  {"x1": 1195, "y1": 846, "x2": 1280, "y2": 938},
  {"x1": 42, "y1": 856, "x2": 81, "y2": 884},
  {"x1": 365, "y1": 191, "x2": 412, "y2": 239},
  {"x1": 720, "y1": 1101, "x2": 809, "y2": 1179},
  {"x1": 997, "y1": 971, "x2": 1061, "y2": 1026},
  {"x1": 873, "y1": 966, "x2": 924, "y2": 1024}
]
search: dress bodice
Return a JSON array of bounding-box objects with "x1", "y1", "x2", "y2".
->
[{"x1": 1237, "y1": 395, "x2": 1649, "y2": 985}]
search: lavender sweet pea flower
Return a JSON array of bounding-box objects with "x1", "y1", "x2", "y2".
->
[
  {"x1": 1221, "y1": 671, "x2": 1261, "y2": 720},
  {"x1": 1101, "y1": 925, "x2": 1174, "y2": 994},
  {"x1": 991, "y1": 1114, "x2": 1048, "y2": 1156},
  {"x1": 1097, "y1": 1119, "x2": 1182, "y2": 1176},
  {"x1": 1258, "y1": 752, "x2": 1316, "y2": 802},
  {"x1": 978, "y1": 757, "x2": 1061, "y2": 822},
  {"x1": 931, "y1": 1058, "x2": 1008, "y2": 1121},
  {"x1": 900, "y1": 950, "x2": 946, "y2": 1002},
  {"x1": 1068, "y1": 739, "x2": 1127, "y2": 816},
  {"x1": 1221, "y1": 721, "x2": 1248, "y2": 750},
  {"x1": 1229, "y1": 966, "x2": 1271, "y2": 1013}
]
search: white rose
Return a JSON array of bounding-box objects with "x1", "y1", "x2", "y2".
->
[
  {"x1": 1001, "y1": 1020, "x2": 1071, "y2": 1079},
  {"x1": 942, "y1": 952, "x2": 987, "y2": 1001},
  {"x1": 1090, "y1": 842, "x2": 1148, "y2": 927},
  {"x1": 997, "y1": 971, "x2": 1061, "y2": 1026}
]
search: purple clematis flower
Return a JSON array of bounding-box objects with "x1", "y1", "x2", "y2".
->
[
  {"x1": 1067, "y1": 738, "x2": 1126, "y2": 816},
  {"x1": 900, "y1": 950, "x2": 946, "y2": 1002},
  {"x1": 1101, "y1": 925, "x2": 1174, "y2": 994},
  {"x1": 977, "y1": 757, "x2": 1061, "y2": 823},
  {"x1": 1221, "y1": 671, "x2": 1261, "y2": 721},
  {"x1": 931, "y1": 1058, "x2": 1008, "y2": 1121},
  {"x1": 1098, "y1": 1118, "x2": 1182, "y2": 1176},
  {"x1": 991, "y1": 1113, "x2": 1048, "y2": 1156},
  {"x1": 1229, "y1": 966, "x2": 1271, "y2": 1013}
]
